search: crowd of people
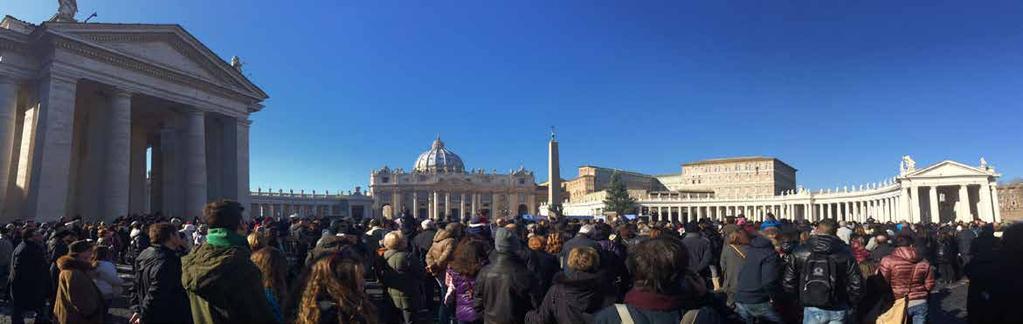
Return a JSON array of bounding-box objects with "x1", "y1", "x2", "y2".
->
[{"x1": 0, "y1": 198, "x2": 1019, "y2": 324}]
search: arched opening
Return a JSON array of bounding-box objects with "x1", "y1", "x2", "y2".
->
[{"x1": 517, "y1": 204, "x2": 528, "y2": 216}]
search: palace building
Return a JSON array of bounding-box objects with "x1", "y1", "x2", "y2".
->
[
  {"x1": 369, "y1": 137, "x2": 538, "y2": 220},
  {"x1": 546, "y1": 155, "x2": 1003, "y2": 224}
]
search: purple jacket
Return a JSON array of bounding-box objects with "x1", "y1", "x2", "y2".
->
[{"x1": 447, "y1": 268, "x2": 479, "y2": 322}]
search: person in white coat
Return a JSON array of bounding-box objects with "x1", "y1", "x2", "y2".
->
[{"x1": 90, "y1": 245, "x2": 125, "y2": 306}]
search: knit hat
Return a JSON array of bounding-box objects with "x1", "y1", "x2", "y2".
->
[
  {"x1": 421, "y1": 219, "x2": 435, "y2": 230},
  {"x1": 68, "y1": 240, "x2": 93, "y2": 256},
  {"x1": 494, "y1": 228, "x2": 519, "y2": 253}
]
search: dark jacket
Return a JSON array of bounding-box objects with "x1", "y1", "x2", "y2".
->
[
  {"x1": 53, "y1": 256, "x2": 105, "y2": 324},
  {"x1": 134, "y1": 245, "x2": 192, "y2": 324},
  {"x1": 412, "y1": 228, "x2": 437, "y2": 262},
  {"x1": 718, "y1": 243, "x2": 746, "y2": 304},
  {"x1": 381, "y1": 249, "x2": 423, "y2": 310},
  {"x1": 783, "y1": 234, "x2": 864, "y2": 310},
  {"x1": 958, "y1": 228, "x2": 977, "y2": 258},
  {"x1": 682, "y1": 233, "x2": 713, "y2": 275},
  {"x1": 474, "y1": 252, "x2": 540, "y2": 324},
  {"x1": 935, "y1": 236, "x2": 958, "y2": 264},
  {"x1": 181, "y1": 242, "x2": 276, "y2": 324},
  {"x1": 9, "y1": 240, "x2": 50, "y2": 309},
  {"x1": 560, "y1": 234, "x2": 599, "y2": 268},
  {"x1": 869, "y1": 242, "x2": 894, "y2": 263},
  {"x1": 525, "y1": 270, "x2": 616, "y2": 324},
  {"x1": 525, "y1": 249, "x2": 560, "y2": 293},
  {"x1": 734, "y1": 236, "x2": 781, "y2": 304}
]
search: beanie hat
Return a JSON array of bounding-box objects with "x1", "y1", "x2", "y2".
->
[
  {"x1": 494, "y1": 228, "x2": 519, "y2": 253},
  {"x1": 68, "y1": 240, "x2": 93, "y2": 256},
  {"x1": 421, "y1": 219, "x2": 435, "y2": 230}
]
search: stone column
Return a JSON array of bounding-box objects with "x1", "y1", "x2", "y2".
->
[
  {"x1": 128, "y1": 123, "x2": 147, "y2": 214},
  {"x1": 444, "y1": 192, "x2": 451, "y2": 220},
  {"x1": 102, "y1": 89, "x2": 132, "y2": 220},
  {"x1": 991, "y1": 184, "x2": 1001, "y2": 223},
  {"x1": 471, "y1": 192, "x2": 478, "y2": 217},
  {"x1": 901, "y1": 186, "x2": 913, "y2": 222},
  {"x1": 978, "y1": 184, "x2": 993, "y2": 222},
  {"x1": 460, "y1": 192, "x2": 467, "y2": 219},
  {"x1": 432, "y1": 191, "x2": 440, "y2": 220},
  {"x1": 183, "y1": 109, "x2": 208, "y2": 219},
  {"x1": 0, "y1": 76, "x2": 18, "y2": 214},
  {"x1": 928, "y1": 186, "x2": 939, "y2": 224},
  {"x1": 235, "y1": 119, "x2": 251, "y2": 218},
  {"x1": 23, "y1": 74, "x2": 78, "y2": 221},
  {"x1": 956, "y1": 185, "x2": 970, "y2": 222},
  {"x1": 411, "y1": 191, "x2": 419, "y2": 219}
]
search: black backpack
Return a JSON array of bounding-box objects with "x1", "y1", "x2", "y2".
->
[{"x1": 800, "y1": 252, "x2": 837, "y2": 307}]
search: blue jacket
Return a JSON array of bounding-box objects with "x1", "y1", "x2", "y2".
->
[{"x1": 734, "y1": 236, "x2": 781, "y2": 304}]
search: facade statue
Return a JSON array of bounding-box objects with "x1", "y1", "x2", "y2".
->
[
  {"x1": 53, "y1": 0, "x2": 78, "y2": 22},
  {"x1": 900, "y1": 155, "x2": 916, "y2": 174},
  {"x1": 980, "y1": 157, "x2": 988, "y2": 169},
  {"x1": 230, "y1": 56, "x2": 244, "y2": 71}
]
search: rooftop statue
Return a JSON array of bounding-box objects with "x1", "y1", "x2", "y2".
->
[{"x1": 52, "y1": 0, "x2": 78, "y2": 22}]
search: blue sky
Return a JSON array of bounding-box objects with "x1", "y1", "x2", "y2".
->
[{"x1": 5, "y1": 0, "x2": 1022, "y2": 192}]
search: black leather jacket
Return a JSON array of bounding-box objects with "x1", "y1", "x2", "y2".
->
[
  {"x1": 783, "y1": 234, "x2": 864, "y2": 310},
  {"x1": 474, "y1": 252, "x2": 541, "y2": 324}
]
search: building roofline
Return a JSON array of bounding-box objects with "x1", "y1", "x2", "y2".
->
[{"x1": 682, "y1": 156, "x2": 797, "y2": 171}]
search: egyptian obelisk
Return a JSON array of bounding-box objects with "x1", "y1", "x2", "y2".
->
[{"x1": 547, "y1": 129, "x2": 561, "y2": 216}]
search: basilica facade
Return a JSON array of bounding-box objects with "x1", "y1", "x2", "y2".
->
[{"x1": 370, "y1": 138, "x2": 537, "y2": 220}]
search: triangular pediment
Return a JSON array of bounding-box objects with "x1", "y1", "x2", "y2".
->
[
  {"x1": 904, "y1": 160, "x2": 992, "y2": 178},
  {"x1": 42, "y1": 22, "x2": 267, "y2": 101}
]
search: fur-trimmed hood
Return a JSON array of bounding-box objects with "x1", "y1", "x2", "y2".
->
[{"x1": 56, "y1": 255, "x2": 93, "y2": 271}]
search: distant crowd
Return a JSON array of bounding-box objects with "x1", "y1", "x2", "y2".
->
[{"x1": 0, "y1": 200, "x2": 1019, "y2": 324}]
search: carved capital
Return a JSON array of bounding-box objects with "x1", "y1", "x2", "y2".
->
[{"x1": 111, "y1": 87, "x2": 133, "y2": 100}]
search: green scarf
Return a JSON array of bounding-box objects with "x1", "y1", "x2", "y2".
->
[{"x1": 205, "y1": 228, "x2": 249, "y2": 248}]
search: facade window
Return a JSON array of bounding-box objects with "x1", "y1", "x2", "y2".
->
[{"x1": 382, "y1": 177, "x2": 389, "y2": 183}]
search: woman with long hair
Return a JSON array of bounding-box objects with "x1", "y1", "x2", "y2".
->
[
  {"x1": 251, "y1": 241, "x2": 289, "y2": 323},
  {"x1": 719, "y1": 228, "x2": 750, "y2": 306},
  {"x1": 446, "y1": 238, "x2": 489, "y2": 324},
  {"x1": 293, "y1": 251, "x2": 377, "y2": 324}
]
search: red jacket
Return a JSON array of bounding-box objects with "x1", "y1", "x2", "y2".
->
[{"x1": 879, "y1": 246, "x2": 935, "y2": 301}]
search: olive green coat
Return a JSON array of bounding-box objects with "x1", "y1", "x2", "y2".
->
[{"x1": 181, "y1": 243, "x2": 278, "y2": 324}]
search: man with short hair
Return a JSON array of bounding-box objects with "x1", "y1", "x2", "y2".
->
[
  {"x1": 783, "y1": 219, "x2": 864, "y2": 324},
  {"x1": 560, "y1": 224, "x2": 599, "y2": 269},
  {"x1": 181, "y1": 200, "x2": 275, "y2": 323},
  {"x1": 132, "y1": 222, "x2": 192, "y2": 324}
]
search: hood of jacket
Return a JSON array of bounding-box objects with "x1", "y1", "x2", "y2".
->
[
  {"x1": 181, "y1": 243, "x2": 250, "y2": 297},
  {"x1": 432, "y1": 229, "x2": 452, "y2": 243},
  {"x1": 56, "y1": 255, "x2": 92, "y2": 271},
  {"x1": 808, "y1": 234, "x2": 845, "y2": 254},
  {"x1": 749, "y1": 236, "x2": 774, "y2": 249},
  {"x1": 890, "y1": 246, "x2": 922, "y2": 263}
]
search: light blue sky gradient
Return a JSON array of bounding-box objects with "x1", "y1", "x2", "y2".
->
[{"x1": 5, "y1": 0, "x2": 1021, "y2": 192}]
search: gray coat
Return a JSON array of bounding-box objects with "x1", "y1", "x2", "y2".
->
[{"x1": 719, "y1": 243, "x2": 747, "y2": 305}]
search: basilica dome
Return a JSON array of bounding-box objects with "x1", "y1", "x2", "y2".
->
[{"x1": 413, "y1": 137, "x2": 465, "y2": 173}]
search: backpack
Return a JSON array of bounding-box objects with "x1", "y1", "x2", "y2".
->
[{"x1": 800, "y1": 252, "x2": 838, "y2": 308}]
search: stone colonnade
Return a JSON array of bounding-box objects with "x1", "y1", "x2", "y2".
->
[
  {"x1": 565, "y1": 167, "x2": 1002, "y2": 224},
  {"x1": 0, "y1": 74, "x2": 252, "y2": 221}
]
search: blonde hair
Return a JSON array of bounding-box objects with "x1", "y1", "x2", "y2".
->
[
  {"x1": 382, "y1": 231, "x2": 405, "y2": 250},
  {"x1": 567, "y1": 246, "x2": 600, "y2": 272},
  {"x1": 528, "y1": 235, "x2": 547, "y2": 251},
  {"x1": 545, "y1": 232, "x2": 565, "y2": 255},
  {"x1": 247, "y1": 232, "x2": 267, "y2": 250}
]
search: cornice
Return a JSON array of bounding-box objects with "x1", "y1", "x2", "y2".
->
[{"x1": 73, "y1": 32, "x2": 241, "y2": 87}]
